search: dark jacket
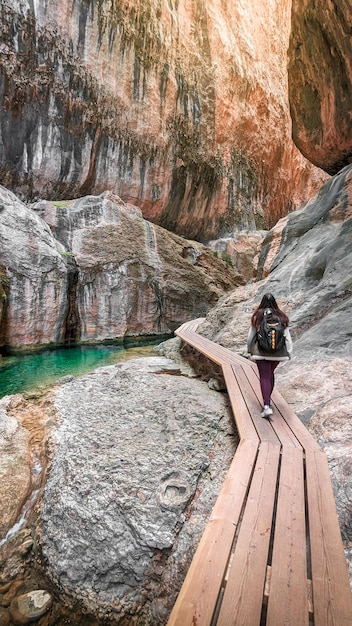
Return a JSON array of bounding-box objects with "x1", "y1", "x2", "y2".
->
[{"x1": 247, "y1": 325, "x2": 293, "y2": 362}]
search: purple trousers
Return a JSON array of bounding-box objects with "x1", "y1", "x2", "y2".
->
[{"x1": 256, "y1": 360, "x2": 279, "y2": 406}]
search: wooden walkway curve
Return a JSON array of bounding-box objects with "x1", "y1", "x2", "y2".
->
[{"x1": 167, "y1": 319, "x2": 352, "y2": 626}]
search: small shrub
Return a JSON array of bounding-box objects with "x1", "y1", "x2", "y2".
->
[
  {"x1": 222, "y1": 252, "x2": 234, "y2": 267},
  {"x1": 53, "y1": 200, "x2": 72, "y2": 208}
]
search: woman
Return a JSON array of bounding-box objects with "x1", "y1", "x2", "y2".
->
[{"x1": 247, "y1": 293, "x2": 292, "y2": 418}]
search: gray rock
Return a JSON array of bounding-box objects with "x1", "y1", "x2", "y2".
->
[
  {"x1": 199, "y1": 165, "x2": 352, "y2": 362},
  {"x1": 207, "y1": 377, "x2": 225, "y2": 391},
  {"x1": 0, "y1": 397, "x2": 31, "y2": 538},
  {"x1": 207, "y1": 231, "x2": 266, "y2": 282},
  {"x1": 308, "y1": 394, "x2": 352, "y2": 542},
  {"x1": 9, "y1": 590, "x2": 52, "y2": 625},
  {"x1": 54, "y1": 375, "x2": 75, "y2": 385},
  {"x1": 41, "y1": 356, "x2": 236, "y2": 620},
  {"x1": 0, "y1": 186, "x2": 241, "y2": 350},
  {"x1": 0, "y1": 186, "x2": 68, "y2": 350}
]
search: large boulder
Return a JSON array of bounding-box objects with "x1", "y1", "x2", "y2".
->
[
  {"x1": 199, "y1": 164, "x2": 352, "y2": 360},
  {"x1": 0, "y1": 186, "x2": 68, "y2": 349},
  {"x1": 33, "y1": 191, "x2": 242, "y2": 343},
  {"x1": 41, "y1": 356, "x2": 237, "y2": 623},
  {"x1": 0, "y1": 396, "x2": 31, "y2": 539}
]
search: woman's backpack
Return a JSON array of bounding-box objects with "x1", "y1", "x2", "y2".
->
[{"x1": 257, "y1": 309, "x2": 286, "y2": 353}]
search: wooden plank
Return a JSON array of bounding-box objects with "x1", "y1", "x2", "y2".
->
[
  {"x1": 266, "y1": 447, "x2": 309, "y2": 625},
  {"x1": 271, "y1": 390, "x2": 320, "y2": 451},
  {"x1": 216, "y1": 441, "x2": 281, "y2": 626},
  {"x1": 264, "y1": 567, "x2": 314, "y2": 619},
  {"x1": 268, "y1": 409, "x2": 304, "y2": 448},
  {"x1": 184, "y1": 339, "x2": 235, "y2": 367},
  {"x1": 232, "y1": 365, "x2": 282, "y2": 445},
  {"x1": 305, "y1": 449, "x2": 352, "y2": 625},
  {"x1": 167, "y1": 438, "x2": 258, "y2": 626},
  {"x1": 232, "y1": 351, "x2": 313, "y2": 449},
  {"x1": 173, "y1": 321, "x2": 351, "y2": 626},
  {"x1": 175, "y1": 325, "x2": 246, "y2": 368},
  {"x1": 175, "y1": 326, "x2": 225, "y2": 366},
  {"x1": 239, "y1": 362, "x2": 303, "y2": 448},
  {"x1": 222, "y1": 363, "x2": 259, "y2": 442},
  {"x1": 176, "y1": 318, "x2": 205, "y2": 334}
]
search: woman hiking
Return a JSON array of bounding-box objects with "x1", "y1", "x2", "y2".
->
[{"x1": 247, "y1": 293, "x2": 292, "y2": 418}]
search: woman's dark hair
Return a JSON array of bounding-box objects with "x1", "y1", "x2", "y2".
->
[{"x1": 251, "y1": 293, "x2": 289, "y2": 330}]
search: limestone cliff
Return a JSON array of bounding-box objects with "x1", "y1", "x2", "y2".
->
[
  {"x1": 0, "y1": 186, "x2": 241, "y2": 350},
  {"x1": 288, "y1": 0, "x2": 352, "y2": 174},
  {"x1": 0, "y1": 0, "x2": 326, "y2": 241}
]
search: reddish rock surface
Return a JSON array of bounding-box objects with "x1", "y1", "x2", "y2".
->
[
  {"x1": 288, "y1": 0, "x2": 352, "y2": 174},
  {"x1": 0, "y1": 0, "x2": 327, "y2": 240}
]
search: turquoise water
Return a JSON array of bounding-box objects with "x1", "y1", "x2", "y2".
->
[{"x1": 0, "y1": 343, "x2": 158, "y2": 398}]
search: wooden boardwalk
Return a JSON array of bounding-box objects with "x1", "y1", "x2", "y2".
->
[{"x1": 167, "y1": 319, "x2": 352, "y2": 626}]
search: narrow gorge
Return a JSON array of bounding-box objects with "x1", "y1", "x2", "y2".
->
[{"x1": 0, "y1": 0, "x2": 351, "y2": 625}]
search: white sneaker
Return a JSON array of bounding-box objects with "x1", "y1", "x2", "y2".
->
[{"x1": 261, "y1": 405, "x2": 273, "y2": 418}]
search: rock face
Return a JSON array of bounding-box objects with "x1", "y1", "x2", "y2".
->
[
  {"x1": 0, "y1": 266, "x2": 7, "y2": 355},
  {"x1": 0, "y1": 0, "x2": 326, "y2": 240},
  {"x1": 308, "y1": 396, "x2": 352, "y2": 543},
  {"x1": 288, "y1": 0, "x2": 352, "y2": 174},
  {"x1": 41, "y1": 356, "x2": 237, "y2": 623},
  {"x1": 257, "y1": 163, "x2": 352, "y2": 359},
  {"x1": 199, "y1": 164, "x2": 352, "y2": 361},
  {"x1": 194, "y1": 164, "x2": 352, "y2": 566},
  {"x1": 208, "y1": 231, "x2": 266, "y2": 283},
  {"x1": 0, "y1": 187, "x2": 69, "y2": 349},
  {"x1": 0, "y1": 186, "x2": 241, "y2": 350}
]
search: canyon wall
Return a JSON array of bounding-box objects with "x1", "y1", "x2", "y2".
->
[
  {"x1": 0, "y1": 0, "x2": 326, "y2": 241},
  {"x1": 0, "y1": 185, "x2": 241, "y2": 350},
  {"x1": 288, "y1": 0, "x2": 352, "y2": 174}
]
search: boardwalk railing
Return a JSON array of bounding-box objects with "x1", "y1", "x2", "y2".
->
[{"x1": 167, "y1": 319, "x2": 352, "y2": 626}]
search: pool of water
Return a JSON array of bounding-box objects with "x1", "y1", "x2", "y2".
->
[{"x1": 0, "y1": 343, "x2": 158, "y2": 398}]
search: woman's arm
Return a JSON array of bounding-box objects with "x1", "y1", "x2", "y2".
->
[
  {"x1": 247, "y1": 325, "x2": 256, "y2": 353},
  {"x1": 284, "y1": 327, "x2": 293, "y2": 356}
]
